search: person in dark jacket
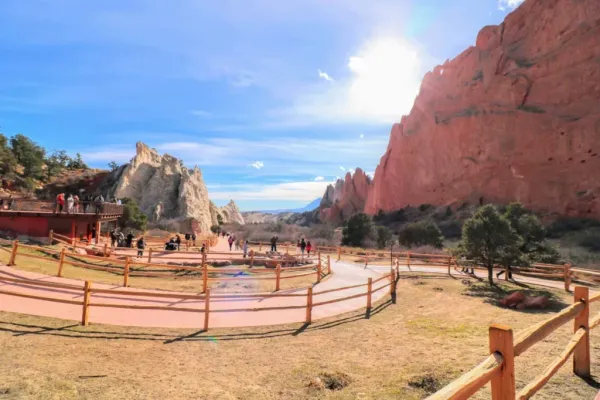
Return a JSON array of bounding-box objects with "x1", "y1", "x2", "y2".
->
[
  {"x1": 270, "y1": 236, "x2": 278, "y2": 252},
  {"x1": 192, "y1": 232, "x2": 197, "y2": 246},
  {"x1": 175, "y1": 234, "x2": 181, "y2": 251},
  {"x1": 300, "y1": 238, "x2": 306, "y2": 255},
  {"x1": 126, "y1": 231, "x2": 134, "y2": 248},
  {"x1": 136, "y1": 237, "x2": 145, "y2": 258}
]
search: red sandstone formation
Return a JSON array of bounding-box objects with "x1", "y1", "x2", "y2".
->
[
  {"x1": 365, "y1": 0, "x2": 600, "y2": 218},
  {"x1": 320, "y1": 168, "x2": 372, "y2": 223}
]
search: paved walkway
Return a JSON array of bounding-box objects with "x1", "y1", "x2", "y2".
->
[{"x1": 0, "y1": 239, "x2": 390, "y2": 329}]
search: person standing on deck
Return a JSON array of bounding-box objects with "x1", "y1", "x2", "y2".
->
[
  {"x1": 73, "y1": 194, "x2": 80, "y2": 213},
  {"x1": 66, "y1": 194, "x2": 74, "y2": 214},
  {"x1": 56, "y1": 193, "x2": 65, "y2": 213},
  {"x1": 136, "y1": 236, "x2": 145, "y2": 258}
]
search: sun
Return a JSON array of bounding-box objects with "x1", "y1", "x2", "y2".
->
[{"x1": 347, "y1": 38, "x2": 422, "y2": 122}]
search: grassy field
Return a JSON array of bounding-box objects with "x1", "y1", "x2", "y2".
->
[
  {"x1": 1, "y1": 274, "x2": 600, "y2": 399},
  {"x1": 0, "y1": 245, "x2": 326, "y2": 293}
]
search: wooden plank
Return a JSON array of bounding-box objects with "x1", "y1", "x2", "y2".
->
[
  {"x1": 312, "y1": 292, "x2": 367, "y2": 307},
  {"x1": 517, "y1": 327, "x2": 586, "y2": 399},
  {"x1": 489, "y1": 324, "x2": 515, "y2": 400},
  {"x1": 366, "y1": 277, "x2": 373, "y2": 310},
  {"x1": 514, "y1": 302, "x2": 585, "y2": 356},
  {"x1": 573, "y1": 286, "x2": 590, "y2": 377},
  {"x1": 0, "y1": 288, "x2": 83, "y2": 305},
  {"x1": 306, "y1": 287, "x2": 313, "y2": 324},
  {"x1": 426, "y1": 353, "x2": 503, "y2": 400},
  {"x1": 81, "y1": 281, "x2": 91, "y2": 326},
  {"x1": 0, "y1": 275, "x2": 82, "y2": 290},
  {"x1": 203, "y1": 288, "x2": 210, "y2": 331}
]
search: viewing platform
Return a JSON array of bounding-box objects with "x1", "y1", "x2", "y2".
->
[{"x1": 0, "y1": 198, "x2": 123, "y2": 241}]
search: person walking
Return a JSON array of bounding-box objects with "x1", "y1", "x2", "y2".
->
[
  {"x1": 270, "y1": 236, "x2": 278, "y2": 252},
  {"x1": 306, "y1": 241, "x2": 312, "y2": 255},
  {"x1": 175, "y1": 234, "x2": 182, "y2": 251},
  {"x1": 185, "y1": 232, "x2": 191, "y2": 248},
  {"x1": 200, "y1": 243, "x2": 206, "y2": 254},
  {"x1": 136, "y1": 236, "x2": 145, "y2": 258},
  {"x1": 192, "y1": 231, "x2": 197, "y2": 247},
  {"x1": 243, "y1": 240, "x2": 249, "y2": 258},
  {"x1": 66, "y1": 194, "x2": 74, "y2": 214},
  {"x1": 228, "y1": 235, "x2": 234, "y2": 251},
  {"x1": 296, "y1": 240, "x2": 301, "y2": 254},
  {"x1": 110, "y1": 229, "x2": 117, "y2": 247},
  {"x1": 300, "y1": 238, "x2": 306, "y2": 257}
]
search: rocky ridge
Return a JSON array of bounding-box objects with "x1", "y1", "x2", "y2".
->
[
  {"x1": 319, "y1": 168, "x2": 372, "y2": 223},
  {"x1": 210, "y1": 200, "x2": 245, "y2": 226}
]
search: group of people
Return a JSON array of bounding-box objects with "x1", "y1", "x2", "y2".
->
[
  {"x1": 55, "y1": 193, "x2": 111, "y2": 214},
  {"x1": 164, "y1": 234, "x2": 206, "y2": 253},
  {"x1": 296, "y1": 238, "x2": 312, "y2": 256},
  {"x1": 109, "y1": 229, "x2": 136, "y2": 248}
]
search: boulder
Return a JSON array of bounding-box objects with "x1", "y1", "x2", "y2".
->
[{"x1": 499, "y1": 291, "x2": 526, "y2": 307}]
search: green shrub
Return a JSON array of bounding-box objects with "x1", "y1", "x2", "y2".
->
[
  {"x1": 547, "y1": 217, "x2": 600, "y2": 238},
  {"x1": 398, "y1": 221, "x2": 444, "y2": 249},
  {"x1": 119, "y1": 198, "x2": 148, "y2": 232},
  {"x1": 576, "y1": 229, "x2": 600, "y2": 252},
  {"x1": 341, "y1": 213, "x2": 372, "y2": 247},
  {"x1": 375, "y1": 226, "x2": 394, "y2": 249}
]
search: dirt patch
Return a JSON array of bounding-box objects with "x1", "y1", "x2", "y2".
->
[
  {"x1": 309, "y1": 372, "x2": 352, "y2": 391},
  {"x1": 407, "y1": 374, "x2": 442, "y2": 394}
]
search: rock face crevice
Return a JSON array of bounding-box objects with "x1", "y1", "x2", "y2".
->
[
  {"x1": 110, "y1": 142, "x2": 213, "y2": 232},
  {"x1": 365, "y1": 0, "x2": 600, "y2": 218},
  {"x1": 210, "y1": 200, "x2": 245, "y2": 226}
]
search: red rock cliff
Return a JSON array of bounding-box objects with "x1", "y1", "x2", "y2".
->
[
  {"x1": 365, "y1": 0, "x2": 600, "y2": 218},
  {"x1": 320, "y1": 168, "x2": 372, "y2": 223}
]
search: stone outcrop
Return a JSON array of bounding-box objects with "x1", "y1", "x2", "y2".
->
[
  {"x1": 320, "y1": 168, "x2": 372, "y2": 223},
  {"x1": 366, "y1": 0, "x2": 600, "y2": 218},
  {"x1": 110, "y1": 142, "x2": 213, "y2": 232},
  {"x1": 210, "y1": 200, "x2": 245, "y2": 225}
]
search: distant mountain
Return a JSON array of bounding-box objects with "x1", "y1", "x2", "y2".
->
[{"x1": 253, "y1": 198, "x2": 321, "y2": 214}]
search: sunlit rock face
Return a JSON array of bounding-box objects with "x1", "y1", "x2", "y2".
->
[
  {"x1": 111, "y1": 142, "x2": 213, "y2": 232},
  {"x1": 366, "y1": 0, "x2": 600, "y2": 218},
  {"x1": 319, "y1": 168, "x2": 372, "y2": 223}
]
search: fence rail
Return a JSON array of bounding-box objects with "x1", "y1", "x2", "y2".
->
[
  {"x1": 428, "y1": 286, "x2": 598, "y2": 399},
  {"x1": 0, "y1": 263, "x2": 396, "y2": 331}
]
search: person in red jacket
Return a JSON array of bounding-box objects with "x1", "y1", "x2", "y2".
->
[
  {"x1": 56, "y1": 193, "x2": 65, "y2": 213},
  {"x1": 306, "y1": 241, "x2": 312, "y2": 255}
]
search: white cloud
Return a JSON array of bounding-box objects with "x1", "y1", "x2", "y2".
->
[
  {"x1": 250, "y1": 161, "x2": 264, "y2": 169},
  {"x1": 209, "y1": 181, "x2": 330, "y2": 202},
  {"x1": 348, "y1": 168, "x2": 355, "y2": 175},
  {"x1": 318, "y1": 69, "x2": 334, "y2": 82},
  {"x1": 191, "y1": 110, "x2": 212, "y2": 118},
  {"x1": 366, "y1": 171, "x2": 375, "y2": 179},
  {"x1": 314, "y1": 176, "x2": 324, "y2": 181},
  {"x1": 339, "y1": 166, "x2": 346, "y2": 171},
  {"x1": 498, "y1": 0, "x2": 525, "y2": 11},
  {"x1": 360, "y1": 133, "x2": 364, "y2": 139}
]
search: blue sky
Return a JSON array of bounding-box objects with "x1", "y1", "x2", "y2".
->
[{"x1": 0, "y1": 0, "x2": 524, "y2": 211}]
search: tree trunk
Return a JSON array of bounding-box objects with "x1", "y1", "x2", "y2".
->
[{"x1": 488, "y1": 265, "x2": 494, "y2": 286}]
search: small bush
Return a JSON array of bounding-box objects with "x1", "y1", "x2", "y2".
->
[
  {"x1": 438, "y1": 220, "x2": 463, "y2": 239},
  {"x1": 398, "y1": 221, "x2": 444, "y2": 248},
  {"x1": 342, "y1": 213, "x2": 372, "y2": 247},
  {"x1": 418, "y1": 203, "x2": 433, "y2": 212},
  {"x1": 576, "y1": 229, "x2": 600, "y2": 252}
]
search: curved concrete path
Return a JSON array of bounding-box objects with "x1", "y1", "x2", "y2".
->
[{"x1": 0, "y1": 239, "x2": 391, "y2": 329}]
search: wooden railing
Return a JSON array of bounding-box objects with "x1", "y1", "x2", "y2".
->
[
  {"x1": 3, "y1": 240, "x2": 334, "y2": 293},
  {"x1": 0, "y1": 198, "x2": 124, "y2": 216},
  {"x1": 428, "y1": 286, "x2": 599, "y2": 399},
  {"x1": 0, "y1": 249, "x2": 395, "y2": 331}
]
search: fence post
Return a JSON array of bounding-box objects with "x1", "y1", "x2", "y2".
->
[
  {"x1": 448, "y1": 256, "x2": 452, "y2": 275},
  {"x1": 276, "y1": 264, "x2": 281, "y2": 291},
  {"x1": 123, "y1": 257, "x2": 131, "y2": 287},
  {"x1": 574, "y1": 286, "x2": 590, "y2": 377},
  {"x1": 203, "y1": 288, "x2": 211, "y2": 331},
  {"x1": 48, "y1": 230, "x2": 54, "y2": 245},
  {"x1": 147, "y1": 248, "x2": 153, "y2": 263},
  {"x1": 489, "y1": 324, "x2": 515, "y2": 400},
  {"x1": 390, "y1": 270, "x2": 397, "y2": 304},
  {"x1": 203, "y1": 262, "x2": 208, "y2": 293},
  {"x1": 250, "y1": 250, "x2": 254, "y2": 267},
  {"x1": 367, "y1": 277, "x2": 373, "y2": 311},
  {"x1": 305, "y1": 287, "x2": 313, "y2": 324},
  {"x1": 337, "y1": 246, "x2": 341, "y2": 261},
  {"x1": 327, "y1": 255, "x2": 331, "y2": 274},
  {"x1": 317, "y1": 260, "x2": 322, "y2": 283},
  {"x1": 8, "y1": 240, "x2": 19, "y2": 266},
  {"x1": 103, "y1": 243, "x2": 108, "y2": 257},
  {"x1": 259, "y1": 242, "x2": 262, "y2": 252},
  {"x1": 407, "y1": 251, "x2": 411, "y2": 269},
  {"x1": 564, "y1": 263, "x2": 572, "y2": 292},
  {"x1": 57, "y1": 248, "x2": 66, "y2": 277},
  {"x1": 81, "y1": 280, "x2": 92, "y2": 326}
]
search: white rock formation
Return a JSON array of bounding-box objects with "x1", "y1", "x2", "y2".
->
[
  {"x1": 110, "y1": 142, "x2": 213, "y2": 232},
  {"x1": 210, "y1": 199, "x2": 245, "y2": 225}
]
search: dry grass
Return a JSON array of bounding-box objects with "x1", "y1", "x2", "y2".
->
[
  {"x1": 0, "y1": 246, "x2": 326, "y2": 294},
  {"x1": 1, "y1": 274, "x2": 600, "y2": 399}
]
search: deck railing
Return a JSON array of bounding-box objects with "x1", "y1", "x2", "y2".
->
[{"x1": 0, "y1": 198, "x2": 123, "y2": 216}]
